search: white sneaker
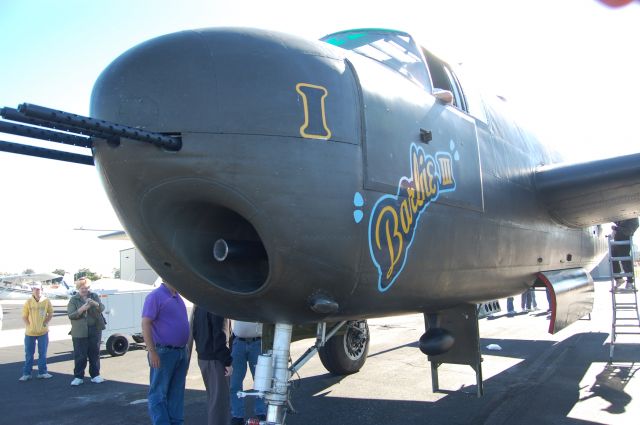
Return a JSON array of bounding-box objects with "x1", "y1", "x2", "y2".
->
[
  {"x1": 18, "y1": 375, "x2": 31, "y2": 382},
  {"x1": 37, "y1": 373, "x2": 53, "y2": 379},
  {"x1": 70, "y1": 377, "x2": 84, "y2": 386},
  {"x1": 90, "y1": 376, "x2": 105, "y2": 384}
]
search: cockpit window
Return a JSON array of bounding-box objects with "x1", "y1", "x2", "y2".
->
[{"x1": 321, "y1": 29, "x2": 431, "y2": 90}]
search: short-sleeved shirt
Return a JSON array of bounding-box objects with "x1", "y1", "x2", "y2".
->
[
  {"x1": 232, "y1": 321, "x2": 262, "y2": 338},
  {"x1": 142, "y1": 284, "x2": 189, "y2": 347}
]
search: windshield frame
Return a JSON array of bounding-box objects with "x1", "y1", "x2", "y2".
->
[{"x1": 321, "y1": 29, "x2": 432, "y2": 91}]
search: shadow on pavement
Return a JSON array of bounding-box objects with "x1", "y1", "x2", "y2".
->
[{"x1": 1, "y1": 332, "x2": 639, "y2": 425}]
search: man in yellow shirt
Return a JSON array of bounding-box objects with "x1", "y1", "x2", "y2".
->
[{"x1": 19, "y1": 283, "x2": 54, "y2": 381}]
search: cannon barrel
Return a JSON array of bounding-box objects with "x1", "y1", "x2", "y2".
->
[{"x1": 213, "y1": 239, "x2": 267, "y2": 262}]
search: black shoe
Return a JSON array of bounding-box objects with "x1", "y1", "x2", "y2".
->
[
  {"x1": 231, "y1": 417, "x2": 245, "y2": 425},
  {"x1": 256, "y1": 415, "x2": 266, "y2": 421}
]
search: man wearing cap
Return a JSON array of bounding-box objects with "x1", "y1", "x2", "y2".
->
[
  {"x1": 142, "y1": 281, "x2": 190, "y2": 425},
  {"x1": 19, "y1": 283, "x2": 53, "y2": 381}
]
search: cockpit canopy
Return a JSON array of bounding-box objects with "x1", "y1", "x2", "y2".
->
[
  {"x1": 321, "y1": 29, "x2": 431, "y2": 91},
  {"x1": 322, "y1": 28, "x2": 475, "y2": 115}
]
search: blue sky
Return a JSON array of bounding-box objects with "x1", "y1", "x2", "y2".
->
[{"x1": 1, "y1": 0, "x2": 639, "y2": 276}]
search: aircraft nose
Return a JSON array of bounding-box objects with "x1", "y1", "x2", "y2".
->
[
  {"x1": 89, "y1": 27, "x2": 362, "y2": 320},
  {"x1": 90, "y1": 27, "x2": 358, "y2": 140}
]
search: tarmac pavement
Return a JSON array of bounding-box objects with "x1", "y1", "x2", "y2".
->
[{"x1": 1, "y1": 281, "x2": 639, "y2": 425}]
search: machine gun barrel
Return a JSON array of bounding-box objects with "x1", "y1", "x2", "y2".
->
[
  {"x1": 18, "y1": 103, "x2": 181, "y2": 151},
  {"x1": 1, "y1": 107, "x2": 111, "y2": 142},
  {"x1": 0, "y1": 102, "x2": 181, "y2": 165},
  {"x1": 0, "y1": 139, "x2": 94, "y2": 166},
  {"x1": 0, "y1": 120, "x2": 92, "y2": 148}
]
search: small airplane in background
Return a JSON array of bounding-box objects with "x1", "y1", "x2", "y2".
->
[
  {"x1": 0, "y1": 272, "x2": 73, "y2": 300},
  {"x1": 1, "y1": 27, "x2": 639, "y2": 424}
]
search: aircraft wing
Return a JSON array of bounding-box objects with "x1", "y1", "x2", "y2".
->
[
  {"x1": 97, "y1": 230, "x2": 129, "y2": 241},
  {"x1": 0, "y1": 272, "x2": 62, "y2": 284},
  {"x1": 535, "y1": 152, "x2": 640, "y2": 228}
]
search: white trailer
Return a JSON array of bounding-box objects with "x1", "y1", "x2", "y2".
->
[{"x1": 92, "y1": 279, "x2": 153, "y2": 356}]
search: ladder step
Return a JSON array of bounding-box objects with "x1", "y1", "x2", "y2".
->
[
  {"x1": 610, "y1": 240, "x2": 632, "y2": 246},
  {"x1": 607, "y1": 237, "x2": 637, "y2": 345}
]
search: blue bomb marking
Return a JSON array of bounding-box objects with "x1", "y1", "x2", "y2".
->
[
  {"x1": 353, "y1": 192, "x2": 364, "y2": 223},
  {"x1": 368, "y1": 143, "x2": 456, "y2": 292}
]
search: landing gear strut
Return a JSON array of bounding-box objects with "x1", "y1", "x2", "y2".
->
[
  {"x1": 237, "y1": 323, "x2": 295, "y2": 425},
  {"x1": 263, "y1": 323, "x2": 293, "y2": 425},
  {"x1": 238, "y1": 320, "x2": 370, "y2": 424}
]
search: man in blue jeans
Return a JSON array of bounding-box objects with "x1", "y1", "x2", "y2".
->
[
  {"x1": 142, "y1": 281, "x2": 190, "y2": 425},
  {"x1": 230, "y1": 321, "x2": 266, "y2": 425},
  {"x1": 19, "y1": 284, "x2": 53, "y2": 381}
]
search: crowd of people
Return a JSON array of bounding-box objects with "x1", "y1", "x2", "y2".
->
[
  {"x1": 17, "y1": 278, "x2": 265, "y2": 425},
  {"x1": 16, "y1": 218, "x2": 640, "y2": 423}
]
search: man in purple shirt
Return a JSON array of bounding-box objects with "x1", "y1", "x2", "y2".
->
[{"x1": 142, "y1": 281, "x2": 190, "y2": 425}]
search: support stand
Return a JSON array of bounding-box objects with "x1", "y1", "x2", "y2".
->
[{"x1": 426, "y1": 304, "x2": 483, "y2": 397}]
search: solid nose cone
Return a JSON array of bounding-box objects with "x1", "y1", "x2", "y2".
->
[
  {"x1": 89, "y1": 27, "x2": 363, "y2": 321},
  {"x1": 90, "y1": 27, "x2": 357, "y2": 140}
]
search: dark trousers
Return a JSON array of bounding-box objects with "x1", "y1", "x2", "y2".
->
[
  {"x1": 72, "y1": 326, "x2": 102, "y2": 378},
  {"x1": 198, "y1": 359, "x2": 230, "y2": 425}
]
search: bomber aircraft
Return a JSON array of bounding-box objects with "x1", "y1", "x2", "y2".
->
[{"x1": 1, "y1": 27, "x2": 639, "y2": 424}]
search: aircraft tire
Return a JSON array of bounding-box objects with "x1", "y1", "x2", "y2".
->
[
  {"x1": 106, "y1": 334, "x2": 129, "y2": 357},
  {"x1": 319, "y1": 320, "x2": 369, "y2": 375}
]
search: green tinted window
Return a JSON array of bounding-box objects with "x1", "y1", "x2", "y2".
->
[{"x1": 321, "y1": 30, "x2": 430, "y2": 90}]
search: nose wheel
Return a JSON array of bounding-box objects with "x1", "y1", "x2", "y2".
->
[{"x1": 318, "y1": 320, "x2": 369, "y2": 375}]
